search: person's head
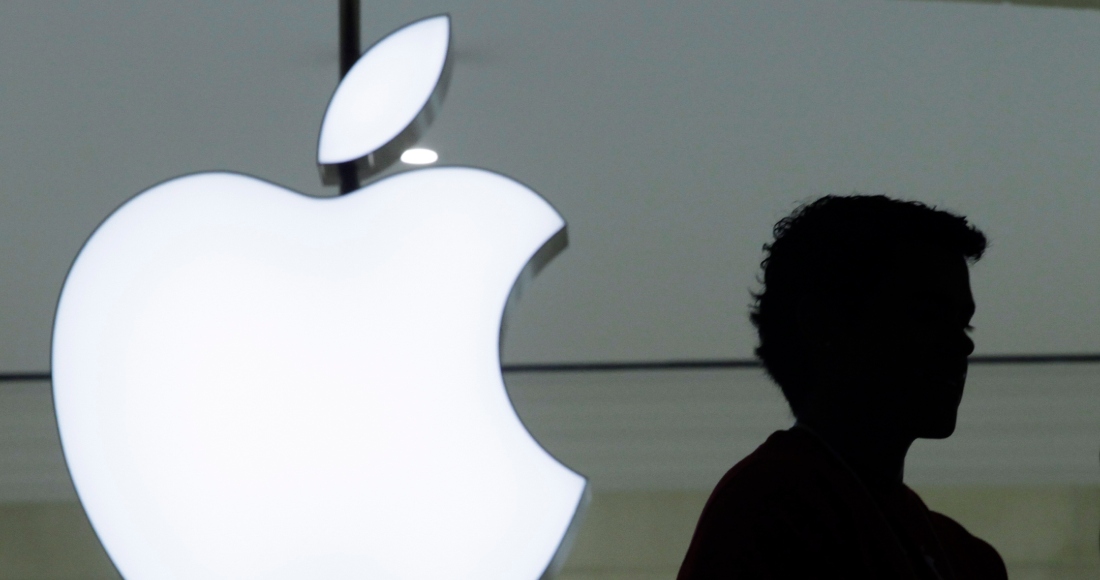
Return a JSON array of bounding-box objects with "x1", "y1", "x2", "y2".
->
[{"x1": 750, "y1": 195, "x2": 987, "y2": 439}]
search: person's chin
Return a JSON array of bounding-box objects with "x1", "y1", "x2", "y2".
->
[
  {"x1": 917, "y1": 377, "x2": 964, "y2": 438},
  {"x1": 917, "y1": 413, "x2": 958, "y2": 439}
]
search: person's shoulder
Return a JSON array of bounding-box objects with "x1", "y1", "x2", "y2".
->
[
  {"x1": 902, "y1": 489, "x2": 1009, "y2": 580},
  {"x1": 677, "y1": 430, "x2": 825, "y2": 579},
  {"x1": 704, "y1": 428, "x2": 836, "y2": 516},
  {"x1": 678, "y1": 428, "x2": 875, "y2": 579},
  {"x1": 711, "y1": 429, "x2": 805, "y2": 488},
  {"x1": 923, "y1": 510, "x2": 1008, "y2": 580}
]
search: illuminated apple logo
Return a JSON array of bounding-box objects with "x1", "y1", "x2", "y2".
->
[{"x1": 51, "y1": 15, "x2": 587, "y2": 580}]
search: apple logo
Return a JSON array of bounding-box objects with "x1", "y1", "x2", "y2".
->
[{"x1": 51, "y1": 14, "x2": 587, "y2": 580}]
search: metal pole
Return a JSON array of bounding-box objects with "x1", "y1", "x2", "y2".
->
[{"x1": 337, "y1": 0, "x2": 361, "y2": 195}]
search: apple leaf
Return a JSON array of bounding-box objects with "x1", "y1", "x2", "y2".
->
[{"x1": 317, "y1": 14, "x2": 452, "y2": 184}]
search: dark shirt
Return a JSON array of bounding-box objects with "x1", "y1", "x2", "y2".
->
[{"x1": 678, "y1": 428, "x2": 1008, "y2": 579}]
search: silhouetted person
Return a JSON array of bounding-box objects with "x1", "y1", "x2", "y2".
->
[{"x1": 678, "y1": 195, "x2": 1007, "y2": 579}]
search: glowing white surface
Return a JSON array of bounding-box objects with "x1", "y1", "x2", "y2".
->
[
  {"x1": 317, "y1": 16, "x2": 449, "y2": 165},
  {"x1": 401, "y1": 148, "x2": 439, "y2": 165},
  {"x1": 52, "y1": 168, "x2": 586, "y2": 580}
]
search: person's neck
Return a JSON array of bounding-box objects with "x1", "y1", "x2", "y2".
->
[{"x1": 794, "y1": 413, "x2": 914, "y2": 494}]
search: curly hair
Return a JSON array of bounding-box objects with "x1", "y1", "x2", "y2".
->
[{"x1": 749, "y1": 194, "x2": 987, "y2": 418}]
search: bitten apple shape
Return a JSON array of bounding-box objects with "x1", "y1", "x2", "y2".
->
[{"x1": 51, "y1": 15, "x2": 586, "y2": 580}]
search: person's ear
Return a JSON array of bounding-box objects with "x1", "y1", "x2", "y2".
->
[
  {"x1": 799, "y1": 295, "x2": 867, "y2": 382},
  {"x1": 796, "y1": 295, "x2": 844, "y2": 353}
]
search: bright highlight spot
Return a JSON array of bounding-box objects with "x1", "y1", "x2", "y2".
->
[{"x1": 401, "y1": 148, "x2": 439, "y2": 165}]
